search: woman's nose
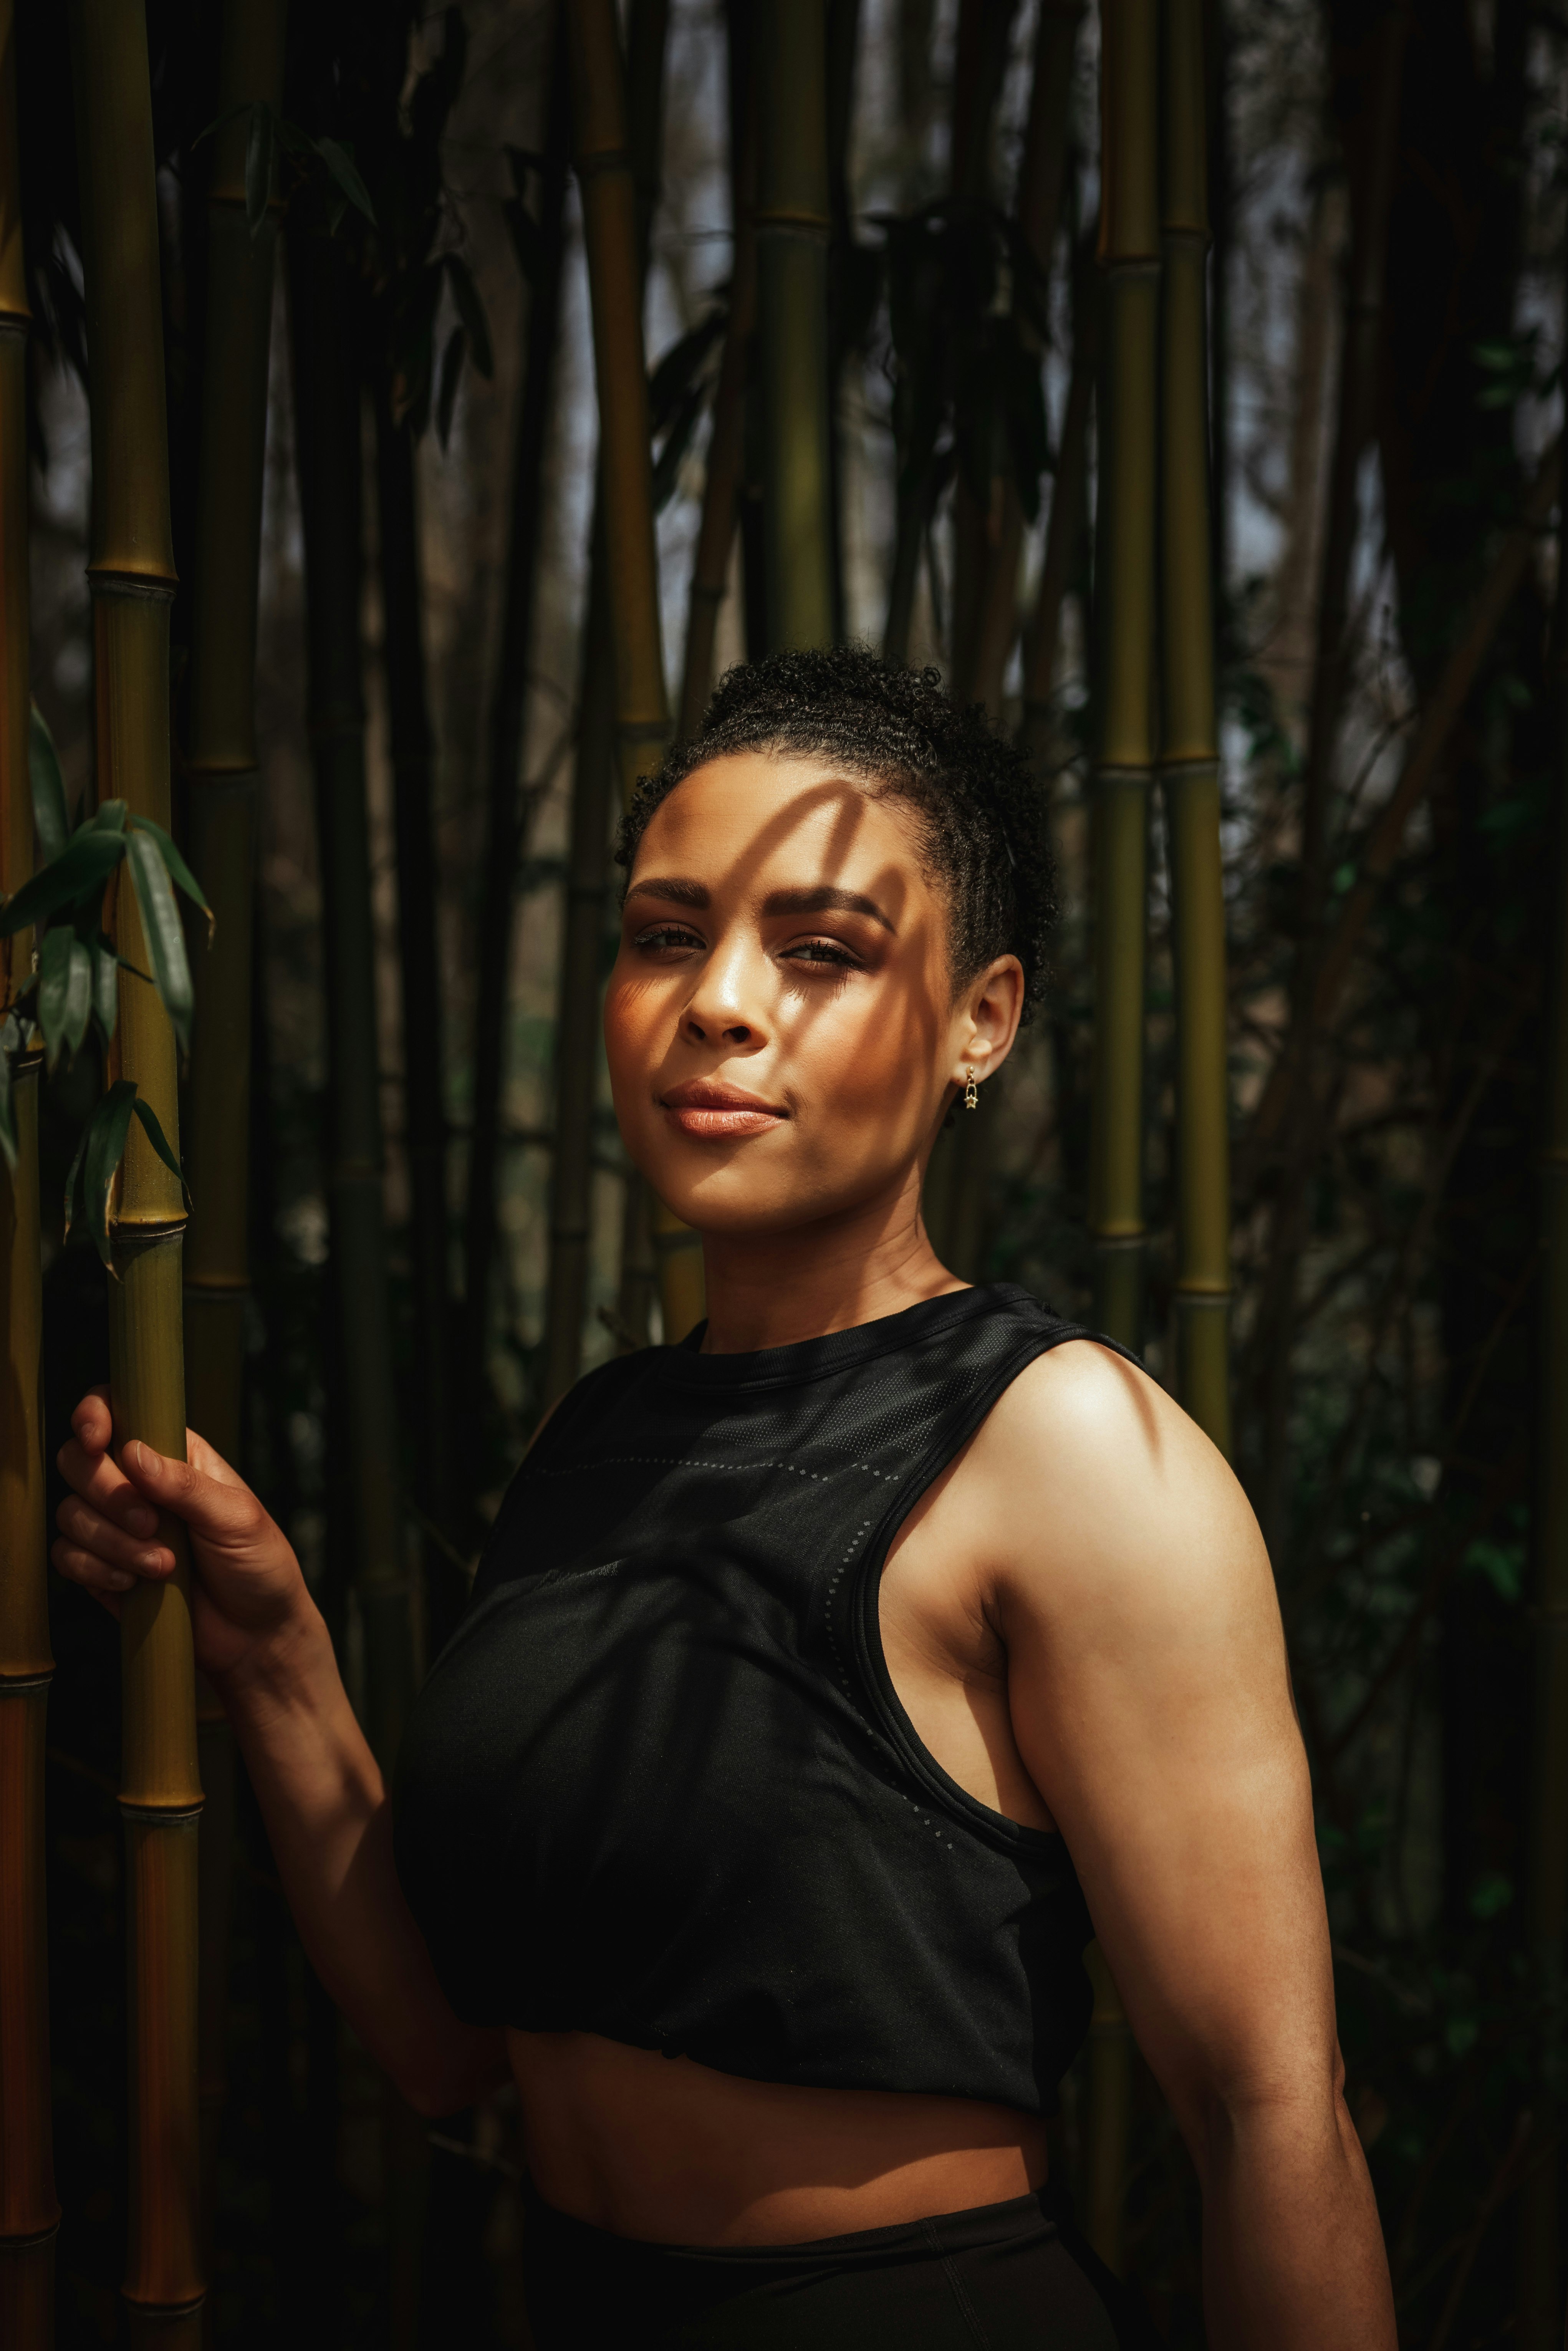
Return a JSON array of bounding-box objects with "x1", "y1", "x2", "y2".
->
[{"x1": 681, "y1": 944, "x2": 767, "y2": 1050}]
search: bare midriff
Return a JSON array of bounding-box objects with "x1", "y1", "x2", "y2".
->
[{"x1": 508, "y1": 2028, "x2": 1046, "y2": 2245}]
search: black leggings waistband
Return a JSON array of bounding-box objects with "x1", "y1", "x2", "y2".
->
[{"x1": 520, "y1": 2180, "x2": 1155, "y2": 2348}]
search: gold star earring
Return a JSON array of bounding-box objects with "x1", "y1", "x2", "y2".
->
[{"x1": 964, "y1": 1066, "x2": 979, "y2": 1111}]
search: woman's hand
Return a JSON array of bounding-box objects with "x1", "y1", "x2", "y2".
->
[{"x1": 53, "y1": 1388, "x2": 317, "y2": 1688}]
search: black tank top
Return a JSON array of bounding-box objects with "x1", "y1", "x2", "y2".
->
[{"x1": 393, "y1": 1284, "x2": 1133, "y2": 2115}]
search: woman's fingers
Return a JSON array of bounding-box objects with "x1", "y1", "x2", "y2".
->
[
  {"x1": 118, "y1": 1439, "x2": 266, "y2": 1549},
  {"x1": 52, "y1": 1534, "x2": 136, "y2": 1603},
  {"x1": 57, "y1": 1433, "x2": 159, "y2": 1537},
  {"x1": 55, "y1": 1494, "x2": 175, "y2": 1581}
]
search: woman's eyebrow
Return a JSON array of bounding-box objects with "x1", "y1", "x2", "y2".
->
[
  {"x1": 624, "y1": 876, "x2": 709, "y2": 908},
  {"x1": 760, "y1": 884, "x2": 896, "y2": 933}
]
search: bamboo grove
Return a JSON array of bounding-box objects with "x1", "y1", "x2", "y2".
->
[{"x1": 5, "y1": 0, "x2": 1568, "y2": 2343}]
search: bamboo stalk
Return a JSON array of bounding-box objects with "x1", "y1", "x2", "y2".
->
[
  {"x1": 677, "y1": 51, "x2": 756, "y2": 741},
  {"x1": 1086, "y1": 0, "x2": 1157, "y2": 1356},
  {"x1": 541, "y1": 521, "x2": 616, "y2": 1406},
  {"x1": 947, "y1": 0, "x2": 1020, "y2": 704},
  {"x1": 1017, "y1": 232, "x2": 1097, "y2": 773},
  {"x1": 373, "y1": 388, "x2": 455, "y2": 1617},
  {"x1": 1517, "y1": 405, "x2": 1568, "y2": 2349},
  {"x1": 546, "y1": 0, "x2": 671, "y2": 1393},
  {"x1": 1080, "y1": 0, "x2": 1159, "y2": 2278},
  {"x1": 0, "y1": 13, "x2": 58, "y2": 2334},
  {"x1": 463, "y1": 5, "x2": 569, "y2": 1431},
  {"x1": 1159, "y1": 0, "x2": 1230, "y2": 1455},
  {"x1": 179, "y1": 2, "x2": 286, "y2": 2302},
  {"x1": 966, "y1": 0, "x2": 1083, "y2": 722},
  {"x1": 755, "y1": 0, "x2": 835, "y2": 653},
  {"x1": 287, "y1": 229, "x2": 414, "y2": 1773},
  {"x1": 71, "y1": 2, "x2": 203, "y2": 2334},
  {"x1": 570, "y1": 0, "x2": 706, "y2": 1345}
]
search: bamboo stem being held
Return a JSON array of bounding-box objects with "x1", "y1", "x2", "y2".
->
[
  {"x1": 755, "y1": 0, "x2": 835, "y2": 654},
  {"x1": 1080, "y1": 0, "x2": 1159, "y2": 2278},
  {"x1": 1159, "y1": 0, "x2": 1230, "y2": 1457},
  {"x1": 178, "y1": 0, "x2": 287, "y2": 2299},
  {"x1": 0, "y1": 8, "x2": 59, "y2": 2332},
  {"x1": 71, "y1": 0, "x2": 203, "y2": 2333},
  {"x1": 570, "y1": 0, "x2": 705, "y2": 1344}
]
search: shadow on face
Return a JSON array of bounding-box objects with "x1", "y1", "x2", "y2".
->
[{"x1": 603, "y1": 752, "x2": 1022, "y2": 1241}]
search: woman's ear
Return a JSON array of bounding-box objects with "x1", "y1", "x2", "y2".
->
[{"x1": 952, "y1": 955, "x2": 1025, "y2": 1089}]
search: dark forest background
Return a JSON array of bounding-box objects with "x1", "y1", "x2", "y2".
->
[{"x1": 13, "y1": 0, "x2": 1568, "y2": 2343}]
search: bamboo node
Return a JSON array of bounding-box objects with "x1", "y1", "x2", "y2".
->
[
  {"x1": 0, "y1": 1671, "x2": 56, "y2": 1694},
  {"x1": 754, "y1": 205, "x2": 832, "y2": 239},
  {"x1": 87, "y1": 567, "x2": 179, "y2": 603},
  {"x1": 117, "y1": 1800, "x2": 205, "y2": 1824}
]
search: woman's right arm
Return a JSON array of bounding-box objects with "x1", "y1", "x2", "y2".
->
[{"x1": 53, "y1": 1392, "x2": 507, "y2": 2119}]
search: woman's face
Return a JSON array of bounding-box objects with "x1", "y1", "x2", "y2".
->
[{"x1": 603, "y1": 751, "x2": 1022, "y2": 1238}]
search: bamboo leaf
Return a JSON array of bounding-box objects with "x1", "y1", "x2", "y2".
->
[
  {"x1": 0, "y1": 828, "x2": 124, "y2": 938},
  {"x1": 124, "y1": 831, "x2": 194, "y2": 1051},
  {"x1": 245, "y1": 101, "x2": 275, "y2": 239},
  {"x1": 131, "y1": 813, "x2": 213, "y2": 931},
  {"x1": 313, "y1": 136, "x2": 376, "y2": 227},
  {"x1": 435, "y1": 327, "x2": 466, "y2": 451},
  {"x1": 93, "y1": 799, "x2": 128, "y2": 833},
  {"x1": 83, "y1": 1080, "x2": 139, "y2": 1269},
  {"x1": 91, "y1": 932, "x2": 119, "y2": 1041},
  {"x1": 131, "y1": 1096, "x2": 191, "y2": 1209},
  {"x1": 444, "y1": 253, "x2": 493, "y2": 378},
  {"x1": 29, "y1": 703, "x2": 70, "y2": 862}
]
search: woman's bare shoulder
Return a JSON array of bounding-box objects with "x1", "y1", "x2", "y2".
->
[{"x1": 969, "y1": 1337, "x2": 1272, "y2": 1627}]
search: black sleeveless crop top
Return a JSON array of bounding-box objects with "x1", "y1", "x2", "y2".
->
[{"x1": 393, "y1": 1283, "x2": 1133, "y2": 2115}]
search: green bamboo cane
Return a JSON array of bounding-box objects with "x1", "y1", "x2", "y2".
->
[
  {"x1": 1159, "y1": 0, "x2": 1230, "y2": 1455},
  {"x1": 71, "y1": 1, "x2": 204, "y2": 2334},
  {"x1": 570, "y1": 0, "x2": 705, "y2": 1345},
  {"x1": 1081, "y1": 0, "x2": 1159, "y2": 2279},
  {"x1": 286, "y1": 229, "x2": 413, "y2": 1774},
  {"x1": 0, "y1": 6, "x2": 59, "y2": 2339},
  {"x1": 756, "y1": 0, "x2": 835, "y2": 653},
  {"x1": 179, "y1": 2, "x2": 286, "y2": 2299}
]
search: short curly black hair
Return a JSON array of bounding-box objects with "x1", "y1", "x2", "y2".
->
[{"x1": 616, "y1": 646, "x2": 1055, "y2": 1014}]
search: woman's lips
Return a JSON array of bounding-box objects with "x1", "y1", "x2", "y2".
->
[{"x1": 659, "y1": 1082, "x2": 787, "y2": 1139}]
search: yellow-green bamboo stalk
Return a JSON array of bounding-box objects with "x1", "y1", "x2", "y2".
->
[
  {"x1": 0, "y1": 8, "x2": 59, "y2": 2337},
  {"x1": 755, "y1": 0, "x2": 834, "y2": 652},
  {"x1": 1159, "y1": 0, "x2": 1229, "y2": 1456},
  {"x1": 570, "y1": 0, "x2": 704, "y2": 1344},
  {"x1": 71, "y1": 1, "x2": 203, "y2": 2335},
  {"x1": 1080, "y1": 0, "x2": 1158, "y2": 2280},
  {"x1": 179, "y1": 2, "x2": 286, "y2": 2294},
  {"x1": 1087, "y1": 0, "x2": 1157, "y2": 1356}
]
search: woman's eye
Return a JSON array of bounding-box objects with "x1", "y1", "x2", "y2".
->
[
  {"x1": 782, "y1": 937, "x2": 861, "y2": 970},
  {"x1": 633, "y1": 924, "x2": 704, "y2": 952}
]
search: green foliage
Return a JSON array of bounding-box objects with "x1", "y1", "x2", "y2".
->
[{"x1": 0, "y1": 706, "x2": 202, "y2": 1217}]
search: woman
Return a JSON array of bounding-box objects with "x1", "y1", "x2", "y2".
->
[{"x1": 56, "y1": 651, "x2": 1394, "y2": 2348}]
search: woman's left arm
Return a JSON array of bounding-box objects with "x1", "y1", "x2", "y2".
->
[{"x1": 985, "y1": 1343, "x2": 1394, "y2": 2351}]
